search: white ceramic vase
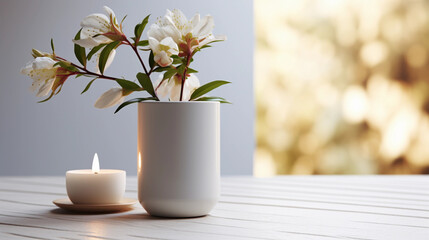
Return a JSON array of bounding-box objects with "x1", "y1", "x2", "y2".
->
[{"x1": 137, "y1": 102, "x2": 220, "y2": 217}]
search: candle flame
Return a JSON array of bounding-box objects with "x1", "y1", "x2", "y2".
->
[{"x1": 92, "y1": 153, "x2": 100, "y2": 174}]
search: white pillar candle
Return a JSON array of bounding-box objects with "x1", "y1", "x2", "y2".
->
[{"x1": 66, "y1": 153, "x2": 126, "y2": 204}]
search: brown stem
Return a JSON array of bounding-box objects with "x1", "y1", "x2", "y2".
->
[
  {"x1": 124, "y1": 38, "x2": 149, "y2": 76},
  {"x1": 70, "y1": 63, "x2": 118, "y2": 81},
  {"x1": 179, "y1": 55, "x2": 192, "y2": 101},
  {"x1": 55, "y1": 56, "x2": 123, "y2": 81}
]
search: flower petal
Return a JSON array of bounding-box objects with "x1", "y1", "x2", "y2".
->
[
  {"x1": 148, "y1": 37, "x2": 160, "y2": 53},
  {"x1": 80, "y1": 13, "x2": 110, "y2": 37},
  {"x1": 154, "y1": 51, "x2": 173, "y2": 67},
  {"x1": 103, "y1": 6, "x2": 119, "y2": 27},
  {"x1": 199, "y1": 34, "x2": 227, "y2": 47},
  {"x1": 103, "y1": 6, "x2": 115, "y2": 19},
  {"x1": 20, "y1": 61, "x2": 33, "y2": 75},
  {"x1": 154, "y1": 75, "x2": 172, "y2": 99},
  {"x1": 32, "y1": 57, "x2": 56, "y2": 69},
  {"x1": 73, "y1": 38, "x2": 102, "y2": 48},
  {"x1": 190, "y1": 14, "x2": 200, "y2": 29},
  {"x1": 147, "y1": 24, "x2": 167, "y2": 41},
  {"x1": 169, "y1": 76, "x2": 182, "y2": 101},
  {"x1": 104, "y1": 49, "x2": 116, "y2": 71},
  {"x1": 183, "y1": 74, "x2": 200, "y2": 101},
  {"x1": 159, "y1": 37, "x2": 179, "y2": 55},
  {"x1": 193, "y1": 15, "x2": 214, "y2": 37},
  {"x1": 94, "y1": 88, "x2": 124, "y2": 108},
  {"x1": 36, "y1": 78, "x2": 55, "y2": 97},
  {"x1": 161, "y1": 24, "x2": 181, "y2": 43}
]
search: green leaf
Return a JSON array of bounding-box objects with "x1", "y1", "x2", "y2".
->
[
  {"x1": 176, "y1": 64, "x2": 186, "y2": 75},
  {"x1": 114, "y1": 97, "x2": 157, "y2": 114},
  {"x1": 153, "y1": 66, "x2": 171, "y2": 72},
  {"x1": 74, "y1": 29, "x2": 87, "y2": 67},
  {"x1": 54, "y1": 61, "x2": 79, "y2": 72},
  {"x1": 87, "y1": 44, "x2": 106, "y2": 61},
  {"x1": 207, "y1": 39, "x2": 224, "y2": 44},
  {"x1": 98, "y1": 41, "x2": 120, "y2": 74},
  {"x1": 38, "y1": 91, "x2": 55, "y2": 103},
  {"x1": 163, "y1": 68, "x2": 177, "y2": 80},
  {"x1": 134, "y1": 24, "x2": 141, "y2": 40},
  {"x1": 200, "y1": 45, "x2": 212, "y2": 49},
  {"x1": 81, "y1": 77, "x2": 97, "y2": 94},
  {"x1": 187, "y1": 68, "x2": 198, "y2": 73},
  {"x1": 194, "y1": 96, "x2": 231, "y2": 104},
  {"x1": 190, "y1": 80, "x2": 231, "y2": 100},
  {"x1": 136, "y1": 72, "x2": 156, "y2": 98},
  {"x1": 120, "y1": 15, "x2": 127, "y2": 26},
  {"x1": 50, "y1": 38, "x2": 55, "y2": 53},
  {"x1": 134, "y1": 15, "x2": 150, "y2": 43},
  {"x1": 115, "y1": 79, "x2": 142, "y2": 91},
  {"x1": 171, "y1": 55, "x2": 182, "y2": 65},
  {"x1": 136, "y1": 40, "x2": 149, "y2": 47},
  {"x1": 149, "y1": 51, "x2": 155, "y2": 68}
]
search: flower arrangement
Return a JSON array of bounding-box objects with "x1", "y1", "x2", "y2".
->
[{"x1": 21, "y1": 6, "x2": 230, "y2": 113}]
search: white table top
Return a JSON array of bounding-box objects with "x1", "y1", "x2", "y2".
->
[{"x1": 0, "y1": 176, "x2": 428, "y2": 239}]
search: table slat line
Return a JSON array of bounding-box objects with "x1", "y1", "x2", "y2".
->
[
  {"x1": 6, "y1": 232, "x2": 56, "y2": 240},
  {"x1": 0, "y1": 188, "x2": 65, "y2": 196},
  {"x1": 270, "y1": 179, "x2": 429, "y2": 191},
  {"x1": 279, "y1": 230, "x2": 371, "y2": 240},
  {"x1": 128, "y1": 234, "x2": 170, "y2": 240},
  {"x1": 221, "y1": 189, "x2": 429, "y2": 207},
  {"x1": 0, "y1": 222, "x2": 86, "y2": 234},
  {"x1": 78, "y1": 234, "x2": 123, "y2": 240},
  {"x1": 353, "y1": 220, "x2": 429, "y2": 229},
  {"x1": 185, "y1": 221, "x2": 351, "y2": 240},
  {"x1": 0, "y1": 198, "x2": 52, "y2": 207},
  {"x1": 218, "y1": 201, "x2": 429, "y2": 220},
  {"x1": 213, "y1": 204, "x2": 429, "y2": 227},
  {"x1": 221, "y1": 193, "x2": 429, "y2": 212},
  {"x1": 219, "y1": 196, "x2": 429, "y2": 218},
  {"x1": 0, "y1": 179, "x2": 65, "y2": 188},
  {"x1": 221, "y1": 185, "x2": 429, "y2": 202},
  {"x1": 214, "y1": 211, "x2": 429, "y2": 230},
  {"x1": 221, "y1": 181, "x2": 429, "y2": 197},
  {"x1": 0, "y1": 213, "x2": 41, "y2": 220},
  {"x1": 229, "y1": 175, "x2": 429, "y2": 190}
]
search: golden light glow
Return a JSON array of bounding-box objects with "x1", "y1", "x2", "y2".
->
[{"x1": 255, "y1": 0, "x2": 429, "y2": 175}]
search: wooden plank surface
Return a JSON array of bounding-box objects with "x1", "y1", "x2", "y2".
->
[{"x1": 0, "y1": 176, "x2": 428, "y2": 239}]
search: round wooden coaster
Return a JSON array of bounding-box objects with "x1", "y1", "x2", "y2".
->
[{"x1": 53, "y1": 198, "x2": 138, "y2": 213}]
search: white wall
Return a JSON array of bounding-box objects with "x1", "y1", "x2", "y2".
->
[{"x1": 0, "y1": 0, "x2": 254, "y2": 175}]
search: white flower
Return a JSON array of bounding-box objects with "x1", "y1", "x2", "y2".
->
[
  {"x1": 155, "y1": 74, "x2": 200, "y2": 101},
  {"x1": 148, "y1": 37, "x2": 179, "y2": 67},
  {"x1": 20, "y1": 57, "x2": 58, "y2": 97},
  {"x1": 94, "y1": 88, "x2": 125, "y2": 109},
  {"x1": 147, "y1": 9, "x2": 225, "y2": 49},
  {"x1": 73, "y1": 6, "x2": 123, "y2": 48}
]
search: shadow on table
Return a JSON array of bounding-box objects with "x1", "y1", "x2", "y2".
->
[{"x1": 49, "y1": 208, "x2": 209, "y2": 220}]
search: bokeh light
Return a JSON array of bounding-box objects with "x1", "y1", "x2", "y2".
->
[{"x1": 255, "y1": 0, "x2": 429, "y2": 176}]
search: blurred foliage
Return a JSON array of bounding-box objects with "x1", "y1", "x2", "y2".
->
[{"x1": 255, "y1": 0, "x2": 429, "y2": 176}]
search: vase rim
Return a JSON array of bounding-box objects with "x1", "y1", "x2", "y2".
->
[{"x1": 138, "y1": 101, "x2": 220, "y2": 104}]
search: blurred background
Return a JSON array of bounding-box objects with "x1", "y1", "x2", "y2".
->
[{"x1": 255, "y1": 0, "x2": 429, "y2": 176}]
